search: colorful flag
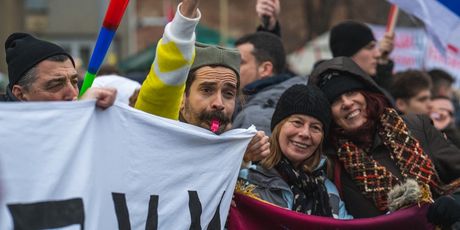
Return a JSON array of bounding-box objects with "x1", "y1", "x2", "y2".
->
[
  {"x1": 228, "y1": 193, "x2": 435, "y2": 230},
  {"x1": 79, "y1": 0, "x2": 130, "y2": 96},
  {"x1": 388, "y1": 0, "x2": 460, "y2": 55}
]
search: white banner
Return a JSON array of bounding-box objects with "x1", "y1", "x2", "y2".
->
[
  {"x1": 288, "y1": 25, "x2": 460, "y2": 88},
  {"x1": 0, "y1": 101, "x2": 255, "y2": 229}
]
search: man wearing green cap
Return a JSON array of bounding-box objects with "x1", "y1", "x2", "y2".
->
[{"x1": 135, "y1": 0, "x2": 269, "y2": 162}]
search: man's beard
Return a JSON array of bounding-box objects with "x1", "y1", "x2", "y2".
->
[{"x1": 198, "y1": 110, "x2": 231, "y2": 134}]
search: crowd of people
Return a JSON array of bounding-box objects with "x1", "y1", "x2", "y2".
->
[{"x1": 1, "y1": 0, "x2": 460, "y2": 229}]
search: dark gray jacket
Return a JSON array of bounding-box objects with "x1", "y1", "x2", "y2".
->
[
  {"x1": 0, "y1": 88, "x2": 18, "y2": 102},
  {"x1": 233, "y1": 75, "x2": 306, "y2": 135}
]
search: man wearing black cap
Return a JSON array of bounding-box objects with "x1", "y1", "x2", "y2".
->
[
  {"x1": 329, "y1": 20, "x2": 395, "y2": 91},
  {"x1": 2, "y1": 33, "x2": 116, "y2": 109}
]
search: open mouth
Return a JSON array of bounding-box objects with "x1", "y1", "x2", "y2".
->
[
  {"x1": 346, "y1": 109, "x2": 360, "y2": 120},
  {"x1": 291, "y1": 140, "x2": 308, "y2": 149}
]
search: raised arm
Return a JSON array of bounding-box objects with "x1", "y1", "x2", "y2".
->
[
  {"x1": 135, "y1": 0, "x2": 201, "y2": 120},
  {"x1": 256, "y1": 0, "x2": 281, "y2": 37}
]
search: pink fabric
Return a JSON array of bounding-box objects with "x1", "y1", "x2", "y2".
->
[{"x1": 228, "y1": 193, "x2": 435, "y2": 230}]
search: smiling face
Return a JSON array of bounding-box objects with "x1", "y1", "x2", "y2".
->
[
  {"x1": 180, "y1": 66, "x2": 238, "y2": 134},
  {"x1": 278, "y1": 114, "x2": 324, "y2": 168},
  {"x1": 331, "y1": 91, "x2": 368, "y2": 132}
]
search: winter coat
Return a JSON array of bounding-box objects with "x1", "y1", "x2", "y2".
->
[
  {"x1": 0, "y1": 88, "x2": 18, "y2": 101},
  {"x1": 442, "y1": 124, "x2": 460, "y2": 149},
  {"x1": 374, "y1": 60, "x2": 394, "y2": 93},
  {"x1": 330, "y1": 114, "x2": 460, "y2": 218},
  {"x1": 233, "y1": 75, "x2": 306, "y2": 135},
  {"x1": 239, "y1": 157, "x2": 353, "y2": 219}
]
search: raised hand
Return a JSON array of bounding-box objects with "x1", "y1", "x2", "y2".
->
[
  {"x1": 180, "y1": 0, "x2": 199, "y2": 18},
  {"x1": 379, "y1": 31, "x2": 395, "y2": 62},
  {"x1": 256, "y1": 0, "x2": 280, "y2": 30},
  {"x1": 427, "y1": 195, "x2": 460, "y2": 229}
]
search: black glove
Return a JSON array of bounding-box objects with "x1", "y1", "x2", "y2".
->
[{"x1": 427, "y1": 195, "x2": 460, "y2": 228}]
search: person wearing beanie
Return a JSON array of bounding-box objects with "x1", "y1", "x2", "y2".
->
[
  {"x1": 329, "y1": 20, "x2": 395, "y2": 91},
  {"x1": 134, "y1": 0, "x2": 270, "y2": 163},
  {"x1": 2, "y1": 32, "x2": 116, "y2": 109},
  {"x1": 309, "y1": 57, "x2": 460, "y2": 228},
  {"x1": 238, "y1": 84, "x2": 353, "y2": 220}
]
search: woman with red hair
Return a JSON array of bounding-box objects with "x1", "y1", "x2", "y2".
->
[{"x1": 309, "y1": 57, "x2": 460, "y2": 228}]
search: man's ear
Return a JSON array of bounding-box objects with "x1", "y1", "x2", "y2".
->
[
  {"x1": 180, "y1": 92, "x2": 186, "y2": 111},
  {"x1": 257, "y1": 61, "x2": 274, "y2": 78},
  {"x1": 395, "y1": 98, "x2": 407, "y2": 114},
  {"x1": 11, "y1": 85, "x2": 27, "y2": 101}
]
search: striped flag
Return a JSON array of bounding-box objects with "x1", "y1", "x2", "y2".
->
[
  {"x1": 79, "y1": 0, "x2": 130, "y2": 96},
  {"x1": 387, "y1": 0, "x2": 460, "y2": 55}
]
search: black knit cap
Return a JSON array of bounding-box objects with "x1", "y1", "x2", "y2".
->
[
  {"x1": 271, "y1": 84, "x2": 331, "y2": 135},
  {"x1": 329, "y1": 20, "x2": 376, "y2": 57},
  {"x1": 5, "y1": 33, "x2": 75, "y2": 89},
  {"x1": 308, "y1": 57, "x2": 394, "y2": 105},
  {"x1": 317, "y1": 72, "x2": 367, "y2": 103}
]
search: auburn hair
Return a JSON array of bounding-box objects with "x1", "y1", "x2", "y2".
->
[{"x1": 329, "y1": 90, "x2": 390, "y2": 148}]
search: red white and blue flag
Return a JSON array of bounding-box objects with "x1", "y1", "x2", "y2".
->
[{"x1": 388, "y1": 0, "x2": 460, "y2": 55}]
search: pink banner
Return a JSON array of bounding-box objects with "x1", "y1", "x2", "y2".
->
[{"x1": 228, "y1": 193, "x2": 434, "y2": 230}]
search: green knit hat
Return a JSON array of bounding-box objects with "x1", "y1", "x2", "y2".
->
[{"x1": 191, "y1": 42, "x2": 241, "y2": 80}]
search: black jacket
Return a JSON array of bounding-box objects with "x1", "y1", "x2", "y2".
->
[{"x1": 0, "y1": 88, "x2": 18, "y2": 101}]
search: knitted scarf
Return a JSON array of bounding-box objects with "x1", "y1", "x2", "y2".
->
[
  {"x1": 275, "y1": 157, "x2": 333, "y2": 217},
  {"x1": 337, "y1": 108, "x2": 441, "y2": 211}
]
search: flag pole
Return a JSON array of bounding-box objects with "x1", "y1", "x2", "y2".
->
[
  {"x1": 386, "y1": 4, "x2": 399, "y2": 33},
  {"x1": 79, "y1": 0, "x2": 130, "y2": 97}
]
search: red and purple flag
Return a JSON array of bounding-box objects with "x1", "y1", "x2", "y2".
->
[
  {"x1": 228, "y1": 193, "x2": 435, "y2": 230},
  {"x1": 388, "y1": 0, "x2": 460, "y2": 55}
]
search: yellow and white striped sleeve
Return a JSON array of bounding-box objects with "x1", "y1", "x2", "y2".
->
[{"x1": 135, "y1": 4, "x2": 201, "y2": 120}]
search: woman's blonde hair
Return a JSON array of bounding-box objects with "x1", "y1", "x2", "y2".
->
[{"x1": 260, "y1": 117, "x2": 323, "y2": 173}]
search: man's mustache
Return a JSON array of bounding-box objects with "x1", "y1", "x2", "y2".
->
[{"x1": 199, "y1": 110, "x2": 230, "y2": 125}]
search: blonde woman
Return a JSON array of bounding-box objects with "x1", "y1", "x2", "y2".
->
[{"x1": 239, "y1": 84, "x2": 352, "y2": 219}]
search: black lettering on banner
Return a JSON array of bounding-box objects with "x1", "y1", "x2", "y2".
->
[
  {"x1": 8, "y1": 198, "x2": 84, "y2": 230},
  {"x1": 189, "y1": 190, "x2": 226, "y2": 230},
  {"x1": 112, "y1": 193, "x2": 159, "y2": 230},
  {"x1": 6, "y1": 191, "x2": 225, "y2": 229},
  {"x1": 112, "y1": 192, "x2": 131, "y2": 230},
  {"x1": 207, "y1": 191, "x2": 225, "y2": 230},
  {"x1": 188, "y1": 191, "x2": 202, "y2": 230},
  {"x1": 145, "y1": 195, "x2": 159, "y2": 230}
]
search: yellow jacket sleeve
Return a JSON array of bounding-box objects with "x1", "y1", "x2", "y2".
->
[{"x1": 135, "y1": 4, "x2": 200, "y2": 120}]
